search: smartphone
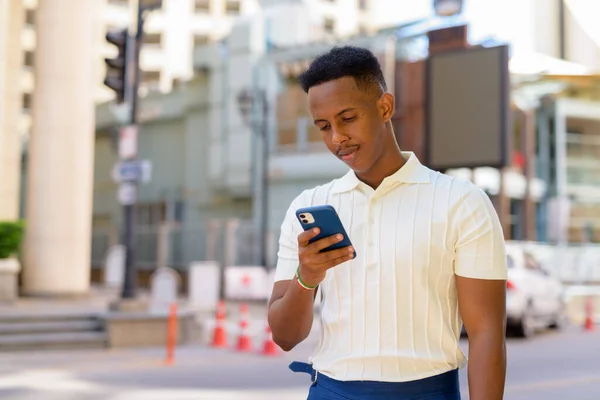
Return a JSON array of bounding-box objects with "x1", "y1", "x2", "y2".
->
[{"x1": 295, "y1": 205, "x2": 356, "y2": 259}]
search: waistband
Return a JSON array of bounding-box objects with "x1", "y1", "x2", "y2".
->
[{"x1": 289, "y1": 361, "x2": 460, "y2": 397}]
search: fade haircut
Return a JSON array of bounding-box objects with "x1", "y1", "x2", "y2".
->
[{"x1": 298, "y1": 46, "x2": 387, "y2": 95}]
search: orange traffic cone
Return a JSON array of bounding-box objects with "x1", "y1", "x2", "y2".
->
[
  {"x1": 261, "y1": 324, "x2": 279, "y2": 356},
  {"x1": 584, "y1": 296, "x2": 595, "y2": 332},
  {"x1": 236, "y1": 303, "x2": 252, "y2": 352},
  {"x1": 211, "y1": 300, "x2": 228, "y2": 348}
]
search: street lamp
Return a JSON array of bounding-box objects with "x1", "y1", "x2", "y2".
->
[{"x1": 237, "y1": 88, "x2": 269, "y2": 270}]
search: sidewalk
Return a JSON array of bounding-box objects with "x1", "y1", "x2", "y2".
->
[
  {"x1": 0, "y1": 319, "x2": 321, "y2": 400},
  {"x1": 0, "y1": 285, "x2": 302, "y2": 348}
]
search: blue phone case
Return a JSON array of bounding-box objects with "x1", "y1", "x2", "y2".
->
[{"x1": 295, "y1": 205, "x2": 356, "y2": 259}]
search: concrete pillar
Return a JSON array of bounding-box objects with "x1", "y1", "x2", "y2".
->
[
  {"x1": 0, "y1": 0, "x2": 24, "y2": 221},
  {"x1": 22, "y1": 0, "x2": 100, "y2": 296}
]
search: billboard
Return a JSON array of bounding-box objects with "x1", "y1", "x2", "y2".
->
[{"x1": 425, "y1": 45, "x2": 510, "y2": 171}]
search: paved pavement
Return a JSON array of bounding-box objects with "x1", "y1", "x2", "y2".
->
[{"x1": 0, "y1": 322, "x2": 598, "y2": 400}]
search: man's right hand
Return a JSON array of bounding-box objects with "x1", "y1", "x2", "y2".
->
[{"x1": 297, "y1": 228, "x2": 354, "y2": 287}]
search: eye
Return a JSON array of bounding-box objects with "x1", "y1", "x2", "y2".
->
[
  {"x1": 318, "y1": 124, "x2": 330, "y2": 131},
  {"x1": 342, "y1": 116, "x2": 356, "y2": 123}
]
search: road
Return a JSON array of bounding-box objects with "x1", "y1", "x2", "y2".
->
[{"x1": 0, "y1": 325, "x2": 598, "y2": 400}]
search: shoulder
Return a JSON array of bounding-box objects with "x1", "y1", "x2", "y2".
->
[
  {"x1": 423, "y1": 172, "x2": 497, "y2": 224},
  {"x1": 423, "y1": 170, "x2": 487, "y2": 206},
  {"x1": 444, "y1": 177, "x2": 499, "y2": 228},
  {"x1": 451, "y1": 176, "x2": 487, "y2": 201}
]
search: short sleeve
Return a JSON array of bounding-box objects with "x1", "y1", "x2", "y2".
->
[
  {"x1": 453, "y1": 185, "x2": 508, "y2": 280},
  {"x1": 273, "y1": 193, "x2": 306, "y2": 282}
]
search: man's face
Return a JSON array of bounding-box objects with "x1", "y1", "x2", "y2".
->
[{"x1": 308, "y1": 77, "x2": 391, "y2": 173}]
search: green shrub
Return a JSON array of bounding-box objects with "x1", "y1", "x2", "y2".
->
[{"x1": 0, "y1": 221, "x2": 25, "y2": 259}]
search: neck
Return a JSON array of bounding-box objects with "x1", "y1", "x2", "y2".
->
[{"x1": 356, "y1": 139, "x2": 406, "y2": 189}]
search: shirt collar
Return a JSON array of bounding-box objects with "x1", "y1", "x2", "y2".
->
[{"x1": 332, "y1": 152, "x2": 431, "y2": 193}]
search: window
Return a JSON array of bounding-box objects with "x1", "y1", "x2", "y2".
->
[
  {"x1": 143, "y1": 33, "x2": 162, "y2": 46},
  {"x1": 323, "y1": 17, "x2": 335, "y2": 33},
  {"x1": 136, "y1": 203, "x2": 166, "y2": 227},
  {"x1": 107, "y1": 0, "x2": 129, "y2": 6},
  {"x1": 24, "y1": 51, "x2": 34, "y2": 68},
  {"x1": 195, "y1": 0, "x2": 210, "y2": 13},
  {"x1": 225, "y1": 1, "x2": 241, "y2": 15},
  {"x1": 193, "y1": 34, "x2": 210, "y2": 47},
  {"x1": 141, "y1": 70, "x2": 161, "y2": 84},
  {"x1": 22, "y1": 93, "x2": 32, "y2": 111},
  {"x1": 25, "y1": 9, "x2": 35, "y2": 26},
  {"x1": 136, "y1": 201, "x2": 184, "y2": 226}
]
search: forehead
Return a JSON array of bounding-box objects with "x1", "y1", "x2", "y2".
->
[{"x1": 307, "y1": 77, "x2": 370, "y2": 116}]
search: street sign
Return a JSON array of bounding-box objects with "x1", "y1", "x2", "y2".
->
[
  {"x1": 118, "y1": 182, "x2": 137, "y2": 205},
  {"x1": 112, "y1": 159, "x2": 152, "y2": 183},
  {"x1": 119, "y1": 125, "x2": 138, "y2": 160}
]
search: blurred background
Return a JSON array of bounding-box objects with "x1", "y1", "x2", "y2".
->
[{"x1": 1, "y1": 0, "x2": 600, "y2": 399}]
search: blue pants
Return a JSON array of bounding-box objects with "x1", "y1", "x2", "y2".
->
[{"x1": 289, "y1": 362, "x2": 461, "y2": 400}]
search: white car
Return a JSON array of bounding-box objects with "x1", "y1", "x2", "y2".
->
[{"x1": 505, "y1": 243, "x2": 567, "y2": 338}]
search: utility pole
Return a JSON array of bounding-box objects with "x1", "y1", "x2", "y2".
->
[
  {"x1": 237, "y1": 88, "x2": 269, "y2": 270},
  {"x1": 104, "y1": 0, "x2": 162, "y2": 299}
]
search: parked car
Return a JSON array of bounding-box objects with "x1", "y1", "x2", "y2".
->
[
  {"x1": 460, "y1": 243, "x2": 567, "y2": 339},
  {"x1": 505, "y1": 243, "x2": 567, "y2": 338}
]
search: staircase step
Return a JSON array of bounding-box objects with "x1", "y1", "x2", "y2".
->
[
  {"x1": 0, "y1": 320, "x2": 103, "y2": 335},
  {"x1": 0, "y1": 331, "x2": 108, "y2": 351},
  {"x1": 0, "y1": 312, "x2": 102, "y2": 324}
]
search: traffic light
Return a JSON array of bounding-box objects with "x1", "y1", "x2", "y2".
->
[{"x1": 104, "y1": 28, "x2": 128, "y2": 103}]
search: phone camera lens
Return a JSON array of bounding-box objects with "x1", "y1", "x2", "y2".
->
[
  {"x1": 300, "y1": 214, "x2": 305, "y2": 218},
  {"x1": 302, "y1": 219, "x2": 308, "y2": 224}
]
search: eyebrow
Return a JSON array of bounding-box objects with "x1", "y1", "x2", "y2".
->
[{"x1": 313, "y1": 107, "x2": 357, "y2": 124}]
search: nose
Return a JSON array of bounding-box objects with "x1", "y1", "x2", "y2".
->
[{"x1": 331, "y1": 128, "x2": 348, "y2": 146}]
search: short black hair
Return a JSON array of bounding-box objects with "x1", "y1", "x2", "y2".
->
[{"x1": 298, "y1": 46, "x2": 387, "y2": 94}]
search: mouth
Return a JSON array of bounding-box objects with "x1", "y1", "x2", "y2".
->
[{"x1": 337, "y1": 146, "x2": 360, "y2": 162}]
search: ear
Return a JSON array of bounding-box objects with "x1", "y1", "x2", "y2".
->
[{"x1": 378, "y1": 92, "x2": 395, "y2": 122}]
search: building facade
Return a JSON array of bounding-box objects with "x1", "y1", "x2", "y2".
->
[{"x1": 87, "y1": 1, "x2": 600, "y2": 286}]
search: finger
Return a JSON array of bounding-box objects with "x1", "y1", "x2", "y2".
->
[
  {"x1": 309, "y1": 233, "x2": 345, "y2": 252},
  {"x1": 322, "y1": 252, "x2": 355, "y2": 270},
  {"x1": 313, "y1": 245, "x2": 354, "y2": 264},
  {"x1": 298, "y1": 228, "x2": 321, "y2": 247}
]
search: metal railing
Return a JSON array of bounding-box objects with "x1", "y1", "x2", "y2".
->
[{"x1": 91, "y1": 218, "x2": 277, "y2": 271}]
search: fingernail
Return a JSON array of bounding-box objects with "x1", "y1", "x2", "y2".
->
[
  {"x1": 337, "y1": 234, "x2": 343, "y2": 240},
  {"x1": 313, "y1": 228, "x2": 319, "y2": 233},
  {"x1": 348, "y1": 247, "x2": 354, "y2": 253}
]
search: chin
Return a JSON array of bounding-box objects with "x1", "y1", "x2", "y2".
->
[{"x1": 345, "y1": 159, "x2": 371, "y2": 173}]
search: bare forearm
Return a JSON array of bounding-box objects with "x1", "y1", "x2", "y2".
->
[
  {"x1": 467, "y1": 332, "x2": 507, "y2": 400},
  {"x1": 268, "y1": 280, "x2": 316, "y2": 351}
]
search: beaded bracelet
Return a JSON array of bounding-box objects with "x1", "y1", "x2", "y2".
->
[{"x1": 296, "y1": 266, "x2": 318, "y2": 291}]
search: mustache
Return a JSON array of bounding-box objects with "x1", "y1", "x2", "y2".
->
[{"x1": 336, "y1": 144, "x2": 360, "y2": 156}]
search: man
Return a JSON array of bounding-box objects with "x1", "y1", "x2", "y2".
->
[{"x1": 267, "y1": 46, "x2": 507, "y2": 400}]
